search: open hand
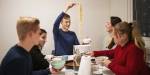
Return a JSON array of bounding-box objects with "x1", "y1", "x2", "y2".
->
[
  {"x1": 102, "y1": 59, "x2": 111, "y2": 67},
  {"x1": 64, "y1": 3, "x2": 76, "y2": 12},
  {"x1": 85, "y1": 51, "x2": 94, "y2": 56}
]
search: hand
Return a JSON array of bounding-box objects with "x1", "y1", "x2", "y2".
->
[
  {"x1": 102, "y1": 59, "x2": 111, "y2": 67},
  {"x1": 64, "y1": 3, "x2": 76, "y2": 12},
  {"x1": 85, "y1": 51, "x2": 94, "y2": 56},
  {"x1": 50, "y1": 67, "x2": 62, "y2": 74}
]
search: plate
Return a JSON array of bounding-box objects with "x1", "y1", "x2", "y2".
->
[
  {"x1": 93, "y1": 70, "x2": 103, "y2": 75},
  {"x1": 96, "y1": 56, "x2": 108, "y2": 61}
]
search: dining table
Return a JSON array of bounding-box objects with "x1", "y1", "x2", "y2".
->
[{"x1": 50, "y1": 55, "x2": 115, "y2": 75}]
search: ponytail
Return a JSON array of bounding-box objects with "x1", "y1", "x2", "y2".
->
[
  {"x1": 130, "y1": 22, "x2": 145, "y2": 49},
  {"x1": 130, "y1": 21, "x2": 146, "y2": 59}
]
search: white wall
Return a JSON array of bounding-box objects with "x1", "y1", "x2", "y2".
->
[
  {"x1": 110, "y1": 0, "x2": 133, "y2": 22},
  {"x1": 0, "y1": 0, "x2": 132, "y2": 62}
]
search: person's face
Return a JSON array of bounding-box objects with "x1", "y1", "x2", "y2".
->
[
  {"x1": 39, "y1": 33, "x2": 47, "y2": 48},
  {"x1": 61, "y1": 18, "x2": 71, "y2": 31},
  {"x1": 105, "y1": 21, "x2": 113, "y2": 32},
  {"x1": 30, "y1": 26, "x2": 41, "y2": 46},
  {"x1": 113, "y1": 31, "x2": 128, "y2": 46}
]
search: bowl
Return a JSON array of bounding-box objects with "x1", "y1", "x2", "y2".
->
[{"x1": 51, "y1": 60, "x2": 65, "y2": 69}]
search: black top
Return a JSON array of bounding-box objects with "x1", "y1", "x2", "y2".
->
[
  {"x1": 1, "y1": 44, "x2": 50, "y2": 75},
  {"x1": 30, "y1": 46, "x2": 49, "y2": 70}
]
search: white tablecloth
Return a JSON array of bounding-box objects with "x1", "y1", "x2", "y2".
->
[{"x1": 51, "y1": 64, "x2": 114, "y2": 75}]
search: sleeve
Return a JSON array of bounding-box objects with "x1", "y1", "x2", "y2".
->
[
  {"x1": 0, "y1": 65, "x2": 3, "y2": 75},
  {"x1": 3, "y1": 55, "x2": 50, "y2": 75},
  {"x1": 30, "y1": 47, "x2": 49, "y2": 69},
  {"x1": 108, "y1": 46, "x2": 143, "y2": 75},
  {"x1": 73, "y1": 32, "x2": 80, "y2": 45},
  {"x1": 93, "y1": 49, "x2": 115, "y2": 58},
  {"x1": 32, "y1": 51, "x2": 49, "y2": 69},
  {"x1": 53, "y1": 12, "x2": 65, "y2": 34},
  {"x1": 32, "y1": 69, "x2": 50, "y2": 75},
  {"x1": 4, "y1": 58, "x2": 27, "y2": 75}
]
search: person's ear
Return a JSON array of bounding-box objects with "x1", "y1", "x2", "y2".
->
[{"x1": 28, "y1": 31, "x2": 33, "y2": 37}]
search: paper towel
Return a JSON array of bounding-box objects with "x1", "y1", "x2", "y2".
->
[{"x1": 78, "y1": 56, "x2": 91, "y2": 75}]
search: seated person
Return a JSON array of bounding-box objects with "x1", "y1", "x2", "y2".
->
[
  {"x1": 88, "y1": 22, "x2": 150, "y2": 75},
  {"x1": 104, "y1": 16, "x2": 122, "y2": 49},
  {"x1": 1, "y1": 17, "x2": 58, "y2": 75},
  {"x1": 30, "y1": 28, "x2": 52, "y2": 70},
  {"x1": 53, "y1": 3, "x2": 79, "y2": 56}
]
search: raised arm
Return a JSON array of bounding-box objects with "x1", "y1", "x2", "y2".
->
[
  {"x1": 64, "y1": 3, "x2": 76, "y2": 13},
  {"x1": 53, "y1": 3, "x2": 76, "y2": 33}
]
